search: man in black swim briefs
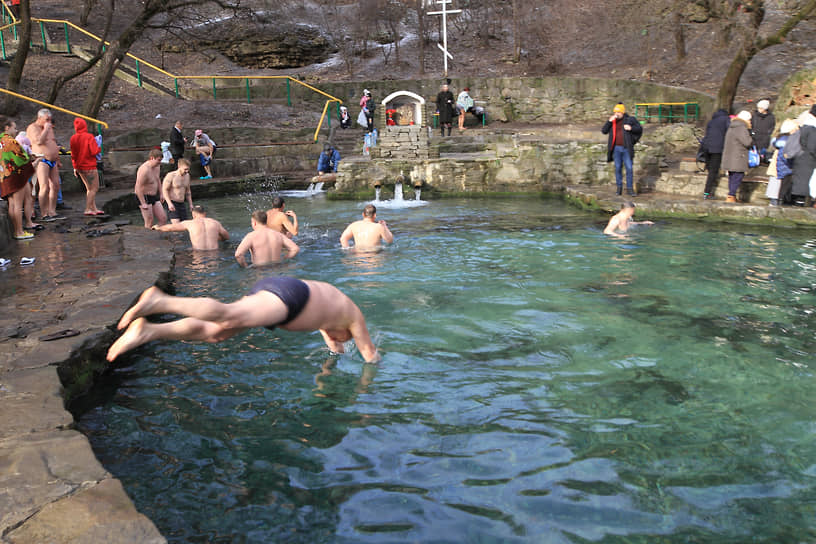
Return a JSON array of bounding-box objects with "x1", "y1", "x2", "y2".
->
[{"x1": 107, "y1": 277, "x2": 380, "y2": 363}]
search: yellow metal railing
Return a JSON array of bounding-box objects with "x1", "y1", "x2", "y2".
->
[
  {"x1": 0, "y1": 8, "x2": 342, "y2": 140},
  {"x1": 0, "y1": 88, "x2": 108, "y2": 129}
]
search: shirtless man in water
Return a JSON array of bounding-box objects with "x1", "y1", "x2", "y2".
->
[
  {"x1": 266, "y1": 196, "x2": 298, "y2": 237},
  {"x1": 27, "y1": 109, "x2": 62, "y2": 221},
  {"x1": 135, "y1": 148, "x2": 167, "y2": 229},
  {"x1": 340, "y1": 204, "x2": 394, "y2": 249},
  {"x1": 162, "y1": 158, "x2": 193, "y2": 223},
  {"x1": 603, "y1": 201, "x2": 654, "y2": 238},
  {"x1": 106, "y1": 277, "x2": 380, "y2": 363},
  {"x1": 154, "y1": 205, "x2": 229, "y2": 250},
  {"x1": 234, "y1": 210, "x2": 300, "y2": 267}
]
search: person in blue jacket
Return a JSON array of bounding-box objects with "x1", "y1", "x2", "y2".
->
[
  {"x1": 601, "y1": 103, "x2": 643, "y2": 196},
  {"x1": 317, "y1": 144, "x2": 341, "y2": 175}
]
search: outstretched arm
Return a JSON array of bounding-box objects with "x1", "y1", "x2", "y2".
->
[
  {"x1": 155, "y1": 221, "x2": 188, "y2": 233},
  {"x1": 283, "y1": 211, "x2": 298, "y2": 236},
  {"x1": 379, "y1": 221, "x2": 393, "y2": 244}
]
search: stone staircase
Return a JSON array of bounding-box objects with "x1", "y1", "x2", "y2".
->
[{"x1": 654, "y1": 156, "x2": 770, "y2": 203}]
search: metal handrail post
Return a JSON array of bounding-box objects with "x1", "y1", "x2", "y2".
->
[
  {"x1": 174, "y1": 78, "x2": 179, "y2": 98},
  {"x1": 39, "y1": 20, "x2": 45, "y2": 50},
  {"x1": 286, "y1": 78, "x2": 291, "y2": 107},
  {"x1": 245, "y1": 78, "x2": 250, "y2": 104},
  {"x1": 136, "y1": 60, "x2": 142, "y2": 87},
  {"x1": 212, "y1": 78, "x2": 216, "y2": 99},
  {"x1": 0, "y1": 30, "x2": 5, "y2": 60},
  {"x1": 63, "y1": 22, "x2": 70, "y2": 54}
]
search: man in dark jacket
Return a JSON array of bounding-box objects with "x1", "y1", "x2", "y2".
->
[
  {"x1": 601, "y1": 103, "x2": 643, "y2": 196},
  {"x1": 169, "y1": 120, "x2": 186, "y2": 164},
  {"x1": 751, "y1": 99, "x2": 775, "y2": 163},
  {"x1": 701, "y1": 109, "x2": 730, "y2": 199}
]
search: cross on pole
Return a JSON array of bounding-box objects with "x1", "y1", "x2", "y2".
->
[{"x1": 427, "y1": 0, "x2": 461, "y2": 77}]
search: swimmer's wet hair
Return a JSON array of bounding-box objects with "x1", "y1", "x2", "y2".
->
[
  {"x1": 272, "y1": 196, "x2": 285, "y2": 209},
  {"x1": 252, "y1": 210, "x2": 267, "y2": 223},
  {"x1": 621, "y1": 201, "x2": 635, "y2": 210},
  {"x1": 192, "y1": 205, "x2": 206, "y2": 214},
  {"x1": 363, "y1": 204, "x2": 376, "y2": 217}
]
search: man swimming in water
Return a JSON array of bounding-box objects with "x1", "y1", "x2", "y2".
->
[
  {"x1": 107, "y1": 277, "x2": 380, "y2": 363},
  {"x1": 603, "y1": 201, "x2": 654, "y2": 238}
]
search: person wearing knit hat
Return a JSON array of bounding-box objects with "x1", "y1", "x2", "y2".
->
[
  {"x1": 601, "y1": 102, "x2": 643, "y2": 196},
  {"x1": 721, "y1": 111, "x2": 753, "y2": 203},
  {"x1": 766, "y1": 118, "x2": 799, "y2": 205},
  {"x1": 752, "y1": 98, "x2": 775, "y2": 164}
]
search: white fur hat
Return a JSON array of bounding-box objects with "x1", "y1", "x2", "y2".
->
[
  {"x1": 737, "y1": 110, "x2": 752, "y2": 123},
  {"x1": 779, "y1": 119, "x2": 798, "y2": 134},
  {"x1": 757, "y1": 99, "x2": 770, "y2": 111}
]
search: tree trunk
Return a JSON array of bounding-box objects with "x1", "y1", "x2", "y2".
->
[
  {"x1": 416, "y1": 0, "x2": 425, "y2": 75},
  {"x1": 715, "y1": 0, "x2": 816, "y2": 111},
  {"x1": 673, "y1": 9, "x2": 685, "y2": 60},
  {"x1": 512, "y1": 0, "x2": 520, "y2": 63},
  {"x1": 3, "y1": 0, "x2": 31, "y2": 114},
  {"x1": 82, "y1": 18, "x2": 149, "y2": 117}
]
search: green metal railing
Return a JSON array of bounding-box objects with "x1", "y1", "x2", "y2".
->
[
  {"x1": 634, "y1": 102, "x2": 699, "y2": 123},
  {"x1": 0, "y1": 8, "x2": 342, "y2": 140}
]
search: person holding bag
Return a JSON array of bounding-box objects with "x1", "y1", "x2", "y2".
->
[{"x1": 721, "y1": 111, "x2": 753, "y2": 203}]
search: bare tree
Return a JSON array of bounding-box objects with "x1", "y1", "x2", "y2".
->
[
  {"x1": 3, "y1": 0, "x2": 32, "y2": 114},
  {"x1": 716, "y1": 0, "x2": 816, "y2": 110},
  {"x1": 81, "y1": 0, "x2": 240, "y2": 117},
  {"x1": 414, "y1": 0, "x2": 428, "y2": 74},
  {"x1": 46, "y1": 0, "x2": 114, "y2": 104}
]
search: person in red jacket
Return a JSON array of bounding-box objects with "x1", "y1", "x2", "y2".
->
[{"x1": 69, "y1": 118, "x2": 103, "y2": 215}]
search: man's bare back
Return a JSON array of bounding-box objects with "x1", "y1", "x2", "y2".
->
[
  {"x1": 235, "y1": 227, "x2": 300, "y2": 267},
  {"x1": 266, "y1": 208, "x2": 297, "y2": 237},
  {"x1": 156, "y1": 208, "x2": 229, "y2": 250},
  {"x1": 340, "y1": 205, "x2": 393, "y2": 249}
]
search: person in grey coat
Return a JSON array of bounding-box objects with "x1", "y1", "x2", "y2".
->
[
  {"x1": 791, "y1": 106, "x2": 816, "y2": 206},
  {"x1": 721, "y1": 111, "x2": 753, "y2": 203}
]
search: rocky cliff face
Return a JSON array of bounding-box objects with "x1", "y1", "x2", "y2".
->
[{"x1": 162, "y1": 23, "x2": 336, "y2": 69}]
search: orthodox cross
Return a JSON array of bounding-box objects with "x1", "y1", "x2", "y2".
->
[{"x1": 427, "y1": 0, "x2": 461, "y2": 77}]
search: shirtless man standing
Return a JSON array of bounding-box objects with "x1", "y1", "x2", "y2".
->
[
  {"x1": 135, "y1": 148, "x2": 168, "y2": 229},
  {"x1": 27, "y1": 109, "x2": 62, "y2": 221},
  {"x1": 234, "y1": 210, "x2": 300, "y2": 267},
  {"x1": 603, "y1": 201, "x2": 654, "y2": 238},
  {"x1": 266, "y1": 196, "x2": 298, "y2": 237},
  {"x1": 107, "y1": 277, "x2": 380, "y2": 363},
  {"x1": 340, "y1": 204, "x2": 394, "y2": 249},
  {"x1": 154, "y1": 205, "x2": 229, "y2": 250},
  {"x1": 162, "y1": 158, "x2": 193, "y2": 223}
]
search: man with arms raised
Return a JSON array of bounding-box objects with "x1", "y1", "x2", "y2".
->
[
  {"x1": 340, "y1": 204, "x2": 394, "y2": 249},
  {"x1": 135, "y1": 148, "x2": 168, "y2": 229},
  {"x1": 266, "y1": 196, "x2": 298, "y2": 237},
  {"x1": 154, "y1": 205, "x2": 229, "y2": 250},
  {"x1": 162, "y1": 158, "x2": 194, "y2": 223},
  {"x1": 107, "y1": 277, "x2": 381, "y2": 363},
  {"x1": 235, "y1": 210, "x2": 300, "y2": 267},
  {"x1": 27, "y1": 109, "x2": 63, "y2": 221}
]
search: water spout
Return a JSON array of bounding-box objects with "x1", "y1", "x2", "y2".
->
[
  {"x1": 415, "y1": 189, "x2": 421, "y2": 201},
  {"x1": 394, "y1": 182, "x2": 404, "y2": 202},
  {"x1": 375, "y1": 187, "x2": 382, "y2": 201}
]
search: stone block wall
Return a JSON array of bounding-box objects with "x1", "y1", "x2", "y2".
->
[{"x1": 370, "y1": 125, "x2": 438, "y2": 160}]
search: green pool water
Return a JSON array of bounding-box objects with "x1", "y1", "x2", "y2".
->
[{"x1": 78, "y1": 194, "x2": 816, "y2": 543}]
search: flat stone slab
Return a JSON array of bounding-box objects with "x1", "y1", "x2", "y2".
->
[{"x1": 4, "y1": 478, "x2": 165, "y2": 544}]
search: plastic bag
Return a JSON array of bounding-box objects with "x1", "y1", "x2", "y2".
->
[
  {"x1": 748, "y1": 146, "x2": 760, "y2": 168},
  {"x1": 357, "y1": 110, "x2": 368, "y2": 128}
]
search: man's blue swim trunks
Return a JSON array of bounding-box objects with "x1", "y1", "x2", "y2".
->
[{"x1": 248, "y1": 276, "x2": 311, "y2": 330}]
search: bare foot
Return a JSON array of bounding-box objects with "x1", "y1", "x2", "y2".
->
[
  {"x1": 107, "y1": 317, "x2": 153, "y2": 361},
  {"x1": 118, "y1": 286, "x2": 165, "y2": 330}
]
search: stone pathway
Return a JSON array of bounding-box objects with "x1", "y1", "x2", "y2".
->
[{"x1": 1, "y1": 178, "x2": 815, "y2": 543}]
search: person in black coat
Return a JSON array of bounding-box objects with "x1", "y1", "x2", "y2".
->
[
  {"x1": 701, "y1": 109, "x2": 730, "y2": 199},
  {"x1": 751, "y1": 99, "x2": 775, "y2": 163},
  {"x1": 169, "y1": 120, "x2": 186, "y2": 164},
  {"x1": 435, "y1": 83, "x2": 455, "y2": 137},
  {"x1": 601, "y1": 102, "x2": 643, "y2": 196}
]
